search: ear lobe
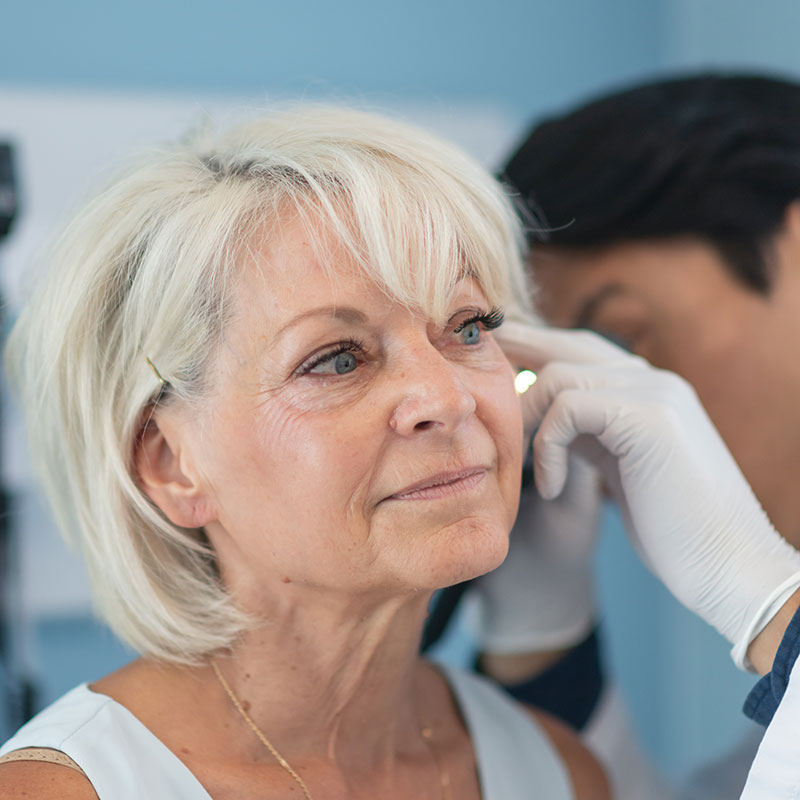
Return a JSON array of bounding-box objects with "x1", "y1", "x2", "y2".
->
[{"x1": 135, "y1": 412, "x2": 216, "y2": 529}]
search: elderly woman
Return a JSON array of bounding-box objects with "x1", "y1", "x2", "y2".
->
[{"x1": 0, "y1": 107, "x2": 607, "y2": 799}]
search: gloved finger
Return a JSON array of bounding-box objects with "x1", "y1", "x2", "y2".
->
[
  {"x1": 557, "y1": 442, "x2": 603, "y2": 509},
  {"x1": 496, "y1": 321, "x2": 634, "y2": 372},
  {"x1": 519, "y1": 359, "x2": 648, "y2": 432},
  {"x1": 531, "y1": 447, "x2": 603, "y2": 560},
  {"x1": 531, "y1": 389, "x2": 614, "y2": 499}
]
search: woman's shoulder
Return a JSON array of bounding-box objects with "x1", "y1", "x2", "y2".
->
[
  {"x1": 0, "y1": 685, "x2": 109, "y2": 800},
  {"x1": 0, "y1": 664, "x2": 197, "y2": 799},
  {"x1": 0, "y1": 759, "x2": 98, "y2": 800}
]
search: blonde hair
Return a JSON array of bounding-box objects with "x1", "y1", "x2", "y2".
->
[{"x1": 6, "y1": 105, "x2": 532, "y2": 663}]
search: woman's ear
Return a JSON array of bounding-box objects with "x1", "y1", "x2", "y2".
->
[{"x1": 134, "y1": 409, "x2": 217, "y2": 529}]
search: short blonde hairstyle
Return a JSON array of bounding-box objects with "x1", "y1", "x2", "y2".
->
[{"x1": 6, "y1": 105, "x2": 532, "y2": 663}]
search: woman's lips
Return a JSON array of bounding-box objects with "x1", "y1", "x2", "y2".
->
[{"x1": 385, "y1": 468, "x2": 488, "y2": 501}]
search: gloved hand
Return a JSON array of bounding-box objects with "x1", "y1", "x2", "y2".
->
[
  {"x1": 496, "y1": 321, "x2": 800, "y2": 670},
  {"x1": 474, "y1": 450, "x2": 602, "y2": 653}
]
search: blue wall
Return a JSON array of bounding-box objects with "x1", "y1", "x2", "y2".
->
[
  {"x1": 665, "y1": 0, "x2": 800, "y2": 76},
  {"x1": 1, "y1": 0, "x2": 663, "y2": 122}
]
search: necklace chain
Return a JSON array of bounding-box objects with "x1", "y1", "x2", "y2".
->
[
  {"x1": 421, "y1": 725, "x2": 454, "y2": 800},
  {"x1": 211, "y1": 659, "x2": 452, "y2": 800},
  {"x1": 211, "y1": 660, "x2": 313, "y2": 800}
]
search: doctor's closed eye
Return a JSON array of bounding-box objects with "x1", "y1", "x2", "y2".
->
[{"x1": 591, "y1": 327, "x2": 635, "y2": 352}]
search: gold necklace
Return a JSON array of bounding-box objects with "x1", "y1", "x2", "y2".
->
[
  {"x1": 421, "y1": 724, "x2": 453, "y2": 800},
  {"x1": 211, "y1": 659, "x2": 452, "y2": 800},
  {"x1": 211, "y1": 660, "x2": 313, "y2": 800}
]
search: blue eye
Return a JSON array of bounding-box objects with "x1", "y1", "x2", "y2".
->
[
  {"x1": 452, "y1": 307, "x2": 504, "y2": 347},
  {"x1": 459, "y1": 321, "x2": 481, "y2": 345},
  {"x1": 303, "y1": 344, "x2": 362, "y2": 376},
  {"x1": 333, "y1": 352, "x2": 357, "y2": 374}
]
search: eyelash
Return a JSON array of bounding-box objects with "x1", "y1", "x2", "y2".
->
[
  {"x1": 295, "y1": 307, "x2": 504, "y2": 377},
  {"x1": 297, "y1": 337, "x2": 366, "y2": 375},
  {"x1": 452, "y1": 307, "x2": 505, "y2": 335}
]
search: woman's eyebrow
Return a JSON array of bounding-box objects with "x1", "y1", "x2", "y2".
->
[
  {"x1": 272, "y1": 306, "x2": 368, "y2": 342},
  {"x1": 573, "y1": 284, "x2": 628, "y2": 329}
]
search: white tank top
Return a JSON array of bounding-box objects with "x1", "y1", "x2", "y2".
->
[{"x1": 0, "y1": 663, "x2": 573, "y2": 799}]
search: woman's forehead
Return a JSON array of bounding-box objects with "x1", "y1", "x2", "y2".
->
[{"x1": 237, "y1": 212, "x2": 489, "y2": 329}]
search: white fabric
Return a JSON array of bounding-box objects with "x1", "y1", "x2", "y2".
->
[
  {"x1": 740, "y1": 654, "x2": 800, "y2": 798},
  {"x1": 438, "y1": 664, "x2": 574, "y2": 798},
  {"x1": 679, "y1": 724, "x2": 762, "y2": 800},
  {"x1": 582, "y1": 684, "x2": 675, "y2": 800},
  {"x1": 0, "y1": 682, "x2": 212, "y2": 798},
  {"x1": 496, "y1": 322, "x2": 800, "y2": 669},
  {"x1": 0, "y1": 664, "x2": 573, "y2": 799},
  {"x1": 581, "y1": 681, "x2": 762, "y2": 800}
]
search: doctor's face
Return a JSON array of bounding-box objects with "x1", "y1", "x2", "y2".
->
[
  {"x1": 531, "y1": 234, "x2": 800, "y2": 544},
  {"x1": 179, "y1": 217, "x2": 523, "y2": 606}
]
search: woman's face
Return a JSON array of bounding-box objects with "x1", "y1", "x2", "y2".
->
[{"x1": 164, "y1": 217, "x2": 523, "y2": 604}]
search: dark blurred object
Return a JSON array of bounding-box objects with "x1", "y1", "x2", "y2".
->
[
  {"x1": 0, "y1": 143, "x2": 18, "y2": 240},
  {"x1": 421, "y1": 579, "x2": 474, "y2": 652},
  {"x1": 0, "y1": 141, "x2": 35, "y2": 736}
]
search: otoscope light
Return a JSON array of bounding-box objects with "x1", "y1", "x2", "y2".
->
[{"x1": 515, "y1": 369, "x2": 537, "y2": 394}]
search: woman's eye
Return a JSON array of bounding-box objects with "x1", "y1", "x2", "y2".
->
[
  {"x1": 459, "y1": 321, "x2": 481, "y2": 345},
  {"x1": 307, "y1": 350, "x2": 359, "y2": 375},
  {"x1": 451, "y1": 307, "x2": 503, "y2": 348}
]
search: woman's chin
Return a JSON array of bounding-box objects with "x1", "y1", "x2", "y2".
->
[{"x1": 424, "y1": 520, "x2": 510, "y2": 589}]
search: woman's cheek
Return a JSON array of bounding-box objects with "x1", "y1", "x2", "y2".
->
[{"x1": 486, "y1": 360, "x2": 525, "y2": 471}]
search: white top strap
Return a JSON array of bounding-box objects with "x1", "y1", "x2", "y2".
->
[
  {"x1": 438, "y1": 664, "x2": 574, "y2": 798},
  {"x1": 1, "y1": 684, "x2": 212, "y2": 799}
]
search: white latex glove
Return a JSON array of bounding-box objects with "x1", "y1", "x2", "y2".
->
[
  {"x1": 496, "y1": 321, "x2": 800, "y2": 670},
  {"x1": 475, "y1": 452, "x2": 602, "y2": 653}
]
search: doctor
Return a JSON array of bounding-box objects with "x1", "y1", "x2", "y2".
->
[
  {"x1": 475, "y1": 73, "x2": 800, "y2": 798},
  {"x1": 494, "y1": 320, "x2": 800, "y2": 800}
]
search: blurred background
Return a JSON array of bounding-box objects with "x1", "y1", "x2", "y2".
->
[{"x1": 1, "y1": 0, "x2": 799, "y2": 787}]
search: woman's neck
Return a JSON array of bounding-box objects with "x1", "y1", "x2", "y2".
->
[{"x1": 211, "y1": 588, "x2": 437, "y2": 769}]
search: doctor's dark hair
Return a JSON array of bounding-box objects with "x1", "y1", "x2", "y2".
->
[{"x1": 501, "y1": 73, "x2": 800, "y2": 292}]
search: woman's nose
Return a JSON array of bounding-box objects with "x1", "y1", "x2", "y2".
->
[{"x1": 388, "y1": 347, "x2": 477, "y2": 437}]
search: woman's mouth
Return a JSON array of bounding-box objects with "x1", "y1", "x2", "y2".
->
[{"x1": 386, "y1": 468, "x2": 488, "y2": 501}]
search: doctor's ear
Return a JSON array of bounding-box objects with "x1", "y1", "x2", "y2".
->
[
  {"x1": 134, "y1": 409, "x2": 217, "y2": 529},
  {"x1": 779, "y1": 201, "x2": 800, "y2": 248}
]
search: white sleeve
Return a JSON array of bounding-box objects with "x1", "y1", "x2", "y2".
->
[
  {"x1": 679, "y1": 724, "x2": 762, "y2": 800},
  {"x1": 582, "y1": 684, "x2": 677, "y2": 800},
  {"x1": 740, "y1": 655, "x2": 800, "y2": 798}
]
